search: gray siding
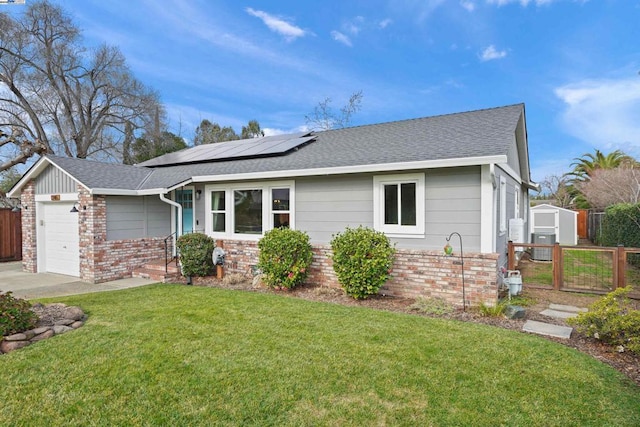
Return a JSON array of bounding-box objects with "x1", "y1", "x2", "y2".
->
[
  {"x1": 295, "y1": 167, "x2": 483, "y2": 252},
  {"x1": 421, "y1": 167, "x2": 481, "y2": 251},
  {"x1": 495, "y1": 167, "x2": 519, "y2": 268},
  {"x1": 296, "y1": 175, "x2": 373, "y2": 242},
  {"x1": 36, "y1": 165, "x2": 77, "y2": 194},
  {"x1": 106, "y1": 195, "x2": 170, "y2": 240}
]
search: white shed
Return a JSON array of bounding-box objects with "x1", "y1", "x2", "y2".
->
[{"x1": 530, "y1": 204, "x2": 578, "y2": 246}]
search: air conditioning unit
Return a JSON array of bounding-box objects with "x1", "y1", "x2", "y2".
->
[{"x1": 531, "y1": 233, "x2": 555, "y2": 261}]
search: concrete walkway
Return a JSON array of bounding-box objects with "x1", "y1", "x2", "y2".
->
[{"x1": 0, "y1": 261, "x2": 157, "y2": 300}]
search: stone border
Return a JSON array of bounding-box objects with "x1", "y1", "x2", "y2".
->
[{"x1": 0, "y1": 303, "x2": 86, "y2": 354}]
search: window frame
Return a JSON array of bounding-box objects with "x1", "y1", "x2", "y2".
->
[
  {"x1": 205, "y1": 180, "x2": 295, "y2": 240},
  {"x1": 373, "y1": 173, "x2": 425, "y2": 238}
]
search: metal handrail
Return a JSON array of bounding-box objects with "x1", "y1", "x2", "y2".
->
[{"x1": 164, "y1": 231, "x2": 178, "y2": 274}]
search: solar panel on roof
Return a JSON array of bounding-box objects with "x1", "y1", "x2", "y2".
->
[{"x1": 136, "y1": 132, "x2": 315, "y2": 167}]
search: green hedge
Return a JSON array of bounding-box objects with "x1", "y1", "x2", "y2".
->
[
  {"x1": 599, "y1": 203, "x2": 640, "y2": 247},
  {"x1": 330, "y1": 226, "x2": 396, "y2": 300},
  {"x1": 176, "y1": 233, "x2": 215, "y2": 277},
  {"x1": 257, "y1": 228, "x2": 313, "y2": 289}
]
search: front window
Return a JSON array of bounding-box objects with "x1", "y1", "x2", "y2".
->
[
  {"x1": 374, "y1": 174, "x2": 424, "y2": 236},
  {"x1": 272, "y1": 188, "x2": 290, "y2": 228},
  {"x1": 206, "y1": 181, "x2": 294, "y2": 238},
  {"x1": 211, "y1": 190, "x2": 225, "y2": 232},
  {"x1": 234, "y1": 189, "x2": 263, "y2": 234}
]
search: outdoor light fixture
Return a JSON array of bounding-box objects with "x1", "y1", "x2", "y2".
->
[
  {"x1": 445, "y1": 232, "x2": 466, "y2": 311},
  {"x1": 70, "y1": 202, "x2": 83, "y2": 213},
  {"x1": 196, "y1": 189, "x2": 202, "y2": 200}
]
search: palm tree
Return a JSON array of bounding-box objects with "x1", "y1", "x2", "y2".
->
[{"x1": 564, "y1": 149, "x2": 637, "y2": 208}]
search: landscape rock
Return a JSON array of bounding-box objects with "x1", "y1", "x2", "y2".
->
[
  {"x1": 505, "y1": 305, "x2": 526, "y2": 319},
  {"x1": 31, "y1": 328, "x2": 54, "y2": 341},
  {"x1": 53, "y1": 325, "x2": 74, "y2": 335},
  {"x1": 63, "y1": 306, "x2": 85, "y2": 321},
  {"x1": 54, "y1": 319, "x2": 75, "y2": 326},
  {"x1": 71, "y1": 321, "x2": 84, "y2": 329},
  {"x1": 0, "y1": 340, "x2": 30, "y2": 353},
  {"x1": 4, "y1": 333, "x2": 28, "y2": 341}
]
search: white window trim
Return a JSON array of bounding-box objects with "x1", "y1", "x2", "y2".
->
[
  {"x1": 205, "y1": 180, "x2": 295, "y2": 240},
  {"x1": 373, "y1": 173, "x2": 425, "y2": 238},
  {"x1": 499, "y1": 176, "x2": 507, "y2": 234}
]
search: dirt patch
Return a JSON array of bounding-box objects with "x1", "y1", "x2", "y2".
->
[{"x1": 185, "y1": 274, "x2": 640, "y2": 387}]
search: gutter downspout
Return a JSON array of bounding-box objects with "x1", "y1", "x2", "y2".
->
[{"x1": 159, "y1": 193, "x2": 182, "y2": 256}]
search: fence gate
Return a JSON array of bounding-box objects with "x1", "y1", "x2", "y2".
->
[{"x1": 0, "y1": 208, "x2": 22, "y2": 261}]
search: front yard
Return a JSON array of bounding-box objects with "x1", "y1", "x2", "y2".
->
[{"x1": 1, "y1": 285, "x2": 638, "y2": 426}]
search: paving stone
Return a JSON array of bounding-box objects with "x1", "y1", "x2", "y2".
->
[
  {"x1": 548, "y1": 304, "x2": 587, "y2": 313},
  {"x1": 523, "y1": 320, "x2": 573, "y2": 339},
  {"x1": 540, "y1": 309, "x2": 579, "y2": 319}
]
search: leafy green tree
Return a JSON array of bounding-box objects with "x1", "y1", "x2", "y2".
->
[
  {"x1": 0, "y1": 168, "x2": 21, "y2": 195},
  {"x1": 193, "y1": 120, "x2": 239, "y2": 145},
  {"x1": 241, "y1": 120, "x2": 264, "y2": 139},
  {"x1": 130, "y1": 131, "x2": 186, "y2": 164}
]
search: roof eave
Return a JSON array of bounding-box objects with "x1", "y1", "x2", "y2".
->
[{"x1": 191, "y1": 155, "x2": 508, "y2": 183}]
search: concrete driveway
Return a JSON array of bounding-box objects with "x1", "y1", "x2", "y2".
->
[{"x1": 0, "y1": 262, "x2": 157, "y2": 299}]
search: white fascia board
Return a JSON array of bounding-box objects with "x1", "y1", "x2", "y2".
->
[
  {"x1": 192, "y1": 155, "x2": 508, "y2": 183},
  {"x1": 89, "y1": 188, "x2": 166, "y2": 196}
]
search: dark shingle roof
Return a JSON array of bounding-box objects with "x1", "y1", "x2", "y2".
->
[
  {"x1": 43, "y1": 104, "x2": 526, "y2": 192},
  {"x1": 46, "y1": 156, "x2": 154, "y2": 190}
]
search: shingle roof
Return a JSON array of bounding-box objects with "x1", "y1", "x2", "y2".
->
[
  {"x1": 37, "y1": 103, "x2": 527, "y2": 193},
  {"x1": 45, "y1": 156, "x2": 154, "y2": 190}
]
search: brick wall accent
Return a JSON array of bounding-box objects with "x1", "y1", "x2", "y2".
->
[
  {"x1": 20, "y1": 181, "x2": 37, "y2": 273},
  {"x1": 77, "y1": 186, "x2": 167, "y2": 283},
  {"x1": 219, "y1": 239, "x2": 499, "y2": 307}
]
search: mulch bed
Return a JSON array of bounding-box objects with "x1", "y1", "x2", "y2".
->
[{"x1": 185, "y1": 274, "x2": 640, "y2": 387}]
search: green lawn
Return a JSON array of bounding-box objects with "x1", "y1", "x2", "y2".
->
[{"x1": 1, "y1": 285, "x2": 638, "y2": 426}]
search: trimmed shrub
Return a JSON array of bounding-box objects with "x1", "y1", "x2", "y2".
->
[
  {"x1": 176, "y1": 233, "x2": 216, "y2": 277},
  {"x1": 258, "y1": 228, "x2": 313, "y2": 289},
  {"x1": 568, "y1": 287, "x2": 640, "y2": 355},
  {"x1": 1, "y1": 291, "x2": 37, "y2": 336},
  {"x1": 330, "y1": 226, "x2": 395, "y2": 300}
]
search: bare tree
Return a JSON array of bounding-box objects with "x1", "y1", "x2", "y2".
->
[
  {"x1": 539, "y1": 174, "x2": 574, "y2": 208},
  {"x1": 578, "y1": 167, "x2": 640, "y2": 210},
  {"x1": 305, "y1": 90, "x2": 363, "y2": 131},
  {"x1": 0, "y1": 1, "x2": 162, "y2": 171}
]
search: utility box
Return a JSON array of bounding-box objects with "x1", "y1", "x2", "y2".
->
[{"x1": 531, "y1": 233, "x2": 555, "y2": 261}]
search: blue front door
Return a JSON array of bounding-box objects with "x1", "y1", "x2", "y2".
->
[{"x1": 175, "y1": 189, "x2": 193, "y2": 235}]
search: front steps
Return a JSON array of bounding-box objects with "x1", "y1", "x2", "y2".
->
[{"x1": 132, "y1": 258, "x2": 181, "y2": 283}]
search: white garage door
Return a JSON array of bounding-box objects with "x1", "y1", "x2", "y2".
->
[{"x1": 42, "y1": 202, "x2": 80, "y2": 276}]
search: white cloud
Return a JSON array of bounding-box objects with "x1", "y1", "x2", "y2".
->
[
  {"x1": 555, "y1": 78, "x2": 640, "y2": 155},
  {"x1": 480, "y1": 45, "x2": 507, "y2": 61},
  {"x1": 379, "y1": 18, "x2": 393, "y2": 29},
  {"x1": 331, "y1": 30, "x2": 353, "y2": 47},
  {"x1": 460, "y1": 1, "x2": 476, "y2": 11},
  {"x1": 245, "y1": 8, "x2": 307, "y2": 41}
]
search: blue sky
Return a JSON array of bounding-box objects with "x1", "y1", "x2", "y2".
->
[{"x1": 5, "y1": 0, "x2": 640, "y2": 184}]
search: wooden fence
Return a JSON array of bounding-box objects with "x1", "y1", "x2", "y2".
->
[
  {"x1": 0, "y1": 208, "x2": 22, "y2": 261},
  {"x1": 508, "y1": 241, "x2": 640, "y2": 295}
]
